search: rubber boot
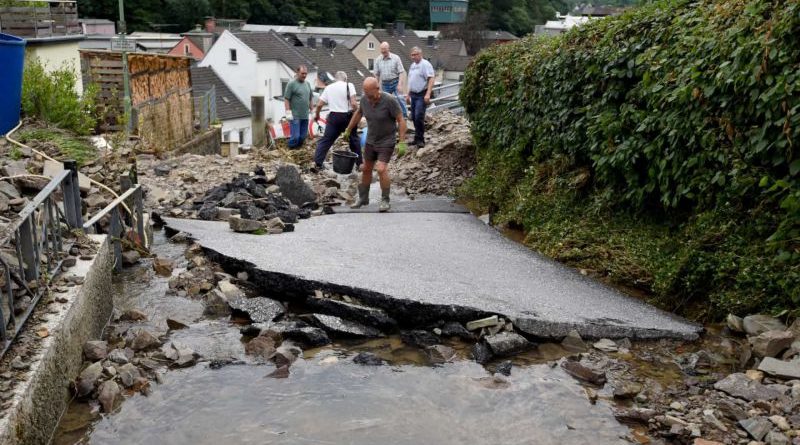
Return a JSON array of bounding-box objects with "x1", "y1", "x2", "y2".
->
[
  {"x1": 379, "y1": 187, "x2": 391, "y2": 213},
  {"x1": 351, "y1": 184, "x2": 370, "y2": 209}
]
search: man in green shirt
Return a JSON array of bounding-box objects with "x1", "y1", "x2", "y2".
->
[{"x1": 283, "y1": 65, "x2": 313, "y2": 149}]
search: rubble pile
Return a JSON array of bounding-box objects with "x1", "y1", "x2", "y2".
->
[{"x1": 394, "y1": 111, "x2": 476, "y2": 196}]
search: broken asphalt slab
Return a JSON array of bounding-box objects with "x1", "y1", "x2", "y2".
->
[{"x1": 164, "y1": 214, "x2": 701, "y2": 340}]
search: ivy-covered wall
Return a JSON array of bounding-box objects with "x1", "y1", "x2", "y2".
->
[{"x1": 461, "y1": 0, "x2": 799, "y2": 320}]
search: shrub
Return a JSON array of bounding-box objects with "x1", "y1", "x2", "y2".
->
[
  {"x1": 461, "y1": 0, "x2": 800, "y2": 319},
  {"x1": 21, "y1": 57, "x2": 98, "y2": 135}
]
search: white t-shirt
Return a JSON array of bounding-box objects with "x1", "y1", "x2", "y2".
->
[{"x1": 319, "y1": 81, "x2": 356, "y2": 113}]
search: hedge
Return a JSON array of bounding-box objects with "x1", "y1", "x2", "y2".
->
[{"x1": 461, "y1": 0, "x2": 799, "y2": 319}]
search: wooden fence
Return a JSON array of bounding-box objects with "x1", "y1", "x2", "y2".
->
[
  {"x1": 0, "y1": 1, "x2": 81, "y2": 39},
  {"x1": 80, "y1": 50, "x2": 195, "y2": 152}
]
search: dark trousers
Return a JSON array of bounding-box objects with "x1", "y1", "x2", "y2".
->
[
  {"x1": 409, "y1": 91, "x2": 427, "y2": 144},
  {"x1": 314, "y1": 111, "x2": 361, "y2": 167}
]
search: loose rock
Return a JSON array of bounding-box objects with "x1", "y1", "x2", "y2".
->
[
  {"x1": 312, "y1": 314, "x2": 382, "y2": 338},
  {"x1": 83, "y1": 340, "x2": 108, "y2": 361},
  {"x1": 750, "y1": 330, "x2": 795, "y2": 358},
  {"x1": 561, "y1": 360, "x2": 607, "y2": 385},
  {"x1": 484, "y1": 332, "x2": 529, "y2": 357},
  {"x1": 425, "y1": 345, "x2": 457, "y2": 364},
  {"x1": 353, "y1": 352, "x2": 383, "y2": 366},
  {"x1": 738, "y1": 417, "x2": 772, "y2": 441},
  {"x1": 713, "y1": 373, "x2": 783, "y2": 402},
  {"x1": 743, "y1": 315, "x2": 786, "y2": 336},
  {"x1": 97, "y1": 380, "x2": 120, "y2": 413},
  {"x1": 229, "y1": 297, "x2": 285, "y2": 323}
]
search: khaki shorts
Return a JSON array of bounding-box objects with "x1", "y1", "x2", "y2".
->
[{"x1": 364, "y1": 144, "x2": 395, "y2": 163}]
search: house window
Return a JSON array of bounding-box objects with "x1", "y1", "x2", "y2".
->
[
  {"x1": 184, "y1": 44, "x2": 190, "y2": 55},
  {"x1": 280, "y1": 79, "x2": 290, "y2": 97},
  {"x1": 229, "y1": 48, "x2": 237, "y2": 63},
  {"x1": 222, "y1": 131, "x2": 230, "y2": 142},
  {"x1": 368, "y1": 42, "x2": 375, "y2": 50},
  {"x1": 239, "y1": 129, "x2": 245, "y2": 144},
  {"x1": 458, "y1": 74, "x2": 465, "y2": 82},
  {"x1": 368, "y1": 58, "x2": 375, "y2": 70}
]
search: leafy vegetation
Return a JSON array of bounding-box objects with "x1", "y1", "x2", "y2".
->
[
  {"x1": 461, "y1": 0, "x2": 800, "y2": 320},
  {"x1": 16, "y1": 128, "x2": 96, "y2": 166},
  {"x1": 21, "y1": 57, "x2": 98, "y2": 135},
  {"x1": 75, "y1": 0, "x2": 639, "y2": 36}
]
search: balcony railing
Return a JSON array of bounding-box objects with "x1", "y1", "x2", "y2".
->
[{"x1": 0, "y1": 0, "x2": 82, "y2": 39}]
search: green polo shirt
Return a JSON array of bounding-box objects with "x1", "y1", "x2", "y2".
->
[{"x1": 284, "y1": 79, "x2": 312, "y2": 120}]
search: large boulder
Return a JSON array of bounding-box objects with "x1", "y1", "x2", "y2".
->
[
  {"x1": 229, "y1": 216, "x2": 262, "y2": 233},
  {"x1": 713, "y1": 373, "x2": 783, "y2": 402},
  {"x1": 275, "y1": 165, "x2": 316, "y2": 206},
  {"x1": 742, "y1": 315, "x2": 785, "y2": 336},
  {"x1": 750, "y1": 330, "x2": 794, "y2": 358}
]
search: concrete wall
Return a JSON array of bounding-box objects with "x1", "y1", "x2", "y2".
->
[
  {"x1": 26, "y1": 40, "x2": 83, "y2": 95},
  {"x1": 0, "y1": 235, "x2": 113, "y2": 445},
  {"x1": 173, "y1": 127, "x2": 222, "y2": 155},
  {"x1": 351, "y1": 33, "x2": 382, "y2": 71}
]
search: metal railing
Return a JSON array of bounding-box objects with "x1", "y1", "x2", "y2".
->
[
  {"x1": 82, "y1": 175, "x2": 145, "y2": 273},
  {"x1": 0, "y1": 161, "x2": 82, "y2": 359},
  {"x1": 427, "y1": 81, "x2": 464, "y2": 114},
  {"x1": 193, "y1": 85, "x2": 217, "y2": 131}
]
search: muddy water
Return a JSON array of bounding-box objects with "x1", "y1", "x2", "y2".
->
[{"x1": 52, "y1": 230, "x2": 633, "y2": 445}]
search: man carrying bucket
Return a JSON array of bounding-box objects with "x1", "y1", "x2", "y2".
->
[
  {"x1": 312, "y1": 71, "x2": 361, "y2": 171},
  {"x1": 342, "y1": 77, "x2": 407, "y2": 213}
]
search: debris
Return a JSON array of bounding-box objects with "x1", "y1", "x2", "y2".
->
[{"x1": 466, "y1": 315, "x2": 500, "y2": 331}]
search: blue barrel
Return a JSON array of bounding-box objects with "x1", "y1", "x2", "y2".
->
[{"x1": 0, "y1": 33, "x2": 26, "y2": 135}]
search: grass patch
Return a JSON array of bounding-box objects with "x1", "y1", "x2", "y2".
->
[{"x1": 16, "y1": 128, "x2": 97, "y2": 165}]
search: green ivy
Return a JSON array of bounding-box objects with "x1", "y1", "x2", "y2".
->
[{"x1": 461, "y1": 0, "x2": 799, "y2": 319}]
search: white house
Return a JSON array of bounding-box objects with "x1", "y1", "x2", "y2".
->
[
  {"x1": 190, "y1": 65, "x2": 252, "y2": 145},
  {"x1": 198, "y1": 30, "x2": 318, "y2": 128}
]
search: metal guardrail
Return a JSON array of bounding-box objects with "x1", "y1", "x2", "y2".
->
[
  {"x1": 82, "y1": 175, "x2": 145, "y2": 273},
  {"x1": 427, "y1": 81, "x2": 463, "y2": 114},
  {"x1": 0, "y1": 161, "x2": 82, "y2": 359}
]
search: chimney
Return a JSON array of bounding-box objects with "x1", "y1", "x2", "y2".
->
[
  {"x1": 385, "y1": 22, "x2": 394, "y2": 36},
  {"x1": 366, "y1": 23, "x2": 373, "y2": 32},
  {"x1": 307, "y1": 37, "x2": 316, "y2": 49},
  {"x1": 322, "y1": 37, "x2": 330, "y2": 48},
  {"x1": 204, "y1": 17, "x2": 216, "y2": 33},
  {"x1": 193, "y1": 24, "x2": 202, "y2": 32},
  {"x1": 298, "y1": 20, "x2": 306, "y2": 31},
  {"x1": 395, "y1": 20, "x2": 405, "y2": 36},
  {"x1": 427, "y1": 35, "x2": 435, "y2": 47}
]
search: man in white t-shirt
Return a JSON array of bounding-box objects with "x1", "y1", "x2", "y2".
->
[{"x1": 313, "y1": 71, "x2": 361, "y2": 170}]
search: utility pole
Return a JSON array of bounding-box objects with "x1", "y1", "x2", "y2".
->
[{"x1": 118, "y1": 0, "x2": 132, "y2": 134}]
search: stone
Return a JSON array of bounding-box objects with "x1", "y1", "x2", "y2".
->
[
  {"x1": 717, "y1": 399, "x2": 748, "y2": 421},
  {"x1": 305, "y1": 298, "x2": 397, "y2": 331},
  {"x1": 743, "y1": 315, "x2": 786, "y2": 336},
  {"x1": 245, "y1": 336, "x2": 276, "y2": 360},
  {"x1": 613, "y1": 382, "x2": 643, "y2": 399},
  {"x1": 561, "y1": 330, "x2": 588, "y2": 353},
  {"x1": 229, "y1": 216, "x2": 262, "y2": 233},
  {"x1": 751, "y1": 331, "x2": 795, "y2": 358},
  {"x1": 97, "y1": 380, "x2": 120, "y2": 413},
  {"x1": 229, "y1": 297, "x2": 285, "y2": 323},
  {"x1": 766, "y1": 431, "x2": 791, "y2": 445},
  {"x1": 83, "y1": 340, "x2": 108, "y2": 361},
  {"x1": 425, "y1": 345, "x2": 457, "y2": 364},
  {"x1": 0, "y1": 181, "x2": 21, "y2": 199},
  {"x1": 275, "y1": 165, "x2": 316, "y2": 206},
  {"x1": 727, "y1": 314, "x2": 745, "y2": 333},
  {"x1": 440, "y1": 322, "x2": 474, "y2": 340},
  {"x1": 217, "y1": 280, "x2": 244, "y2": 300},
  {"x1": 312, "y1": 314, "x2": 382, "y2": 338},
  {"x1": 166, "y1": 318, "x2": 190, "y2": 330},
  {"x1": 171, "y1": 345, "x2": 197, "y2": 368},
  {"x1": 240, "y1": 205, "x2": 265, "y2": 221},
  {"x1": 739, "y1": 417, "x2": 773, "y2": 441},
  {"x1": 353, "y1": 352, "x2": 383, "y2": 366},
  {"x1": 204, "y1": 289, "x2": 232, "y2": 316},
  {"x1": 495, "y1": 360, "x2": 513, "y2": 376},
  {"x1": 118, "y1": 363, "x2": 141, "y2": 388},
  {"x1": 466, "y1": 315, "x2": 500, "y2": 331},
  {"x1": 614, "y1": 408, "x2": 657, "y2": 424},
  {"x1": 400, "y1": 330, "x2": 441, "y2": 348},
  {"x1": 593, "y1": 338, "x2": 619, "y2": 352},
  {"x1": 561, "y1": 360, "x2": 607, "y2": 385},
  {"x1": 714, "y1": 373, "x2": 783, "y2": 401},
  {"x1": 703, "y1": 409, "x2": 728, "y2": 432},
  {"x1": 108, "y1": 348, "x2": 131, "y2": 364},
  {"x1": 279, "y1": 326, "x2": 330, "y2": 347},
  {"x1": 759, "y1": 357, "x2": 800, "y2": 380},
  {"x1": 273, "y1": 344, "x2": 301, "y2": 368},
  {"x1": 471, "y1": 342, "x2": 493, "y2": 364},
  {"x1": 484, "y1": 332, "x2": 529, "y2": 357},
  {"x1": 264, "y1": 217, "x2": 285, "y2": 234},
  {"x1": 130, "y1": 329, "x2": 160, "y2": 351},
  {"x1": 121, "y1": 250, "x2": 141, "y2": 266},
  {"x1": 152, "y1": 258, "x2": 174, "y2": 277},
  {"x1": 266, "y1": 365, "x2": 290, "y2": 379},
  {"x1": 769, "y1": 415, "x2": 791, "y2": 432},
  {"x1": 154, "y1": 164, "x2": 172, "y2": 176},
  {"x1": 746, "y1": 370, "x2": 765, "y2": 382},
  {"x1": 0, "y1": 194, "x2": 8, "y2": 212},
  {"x1": 694, "y1": 439, "x2": 724, "y2": 445},
  {"x1": 76, "y1": 361, "x2": 103, "y2": 397},
  {"x1": 217, "y1": 207, "x2": 234, "y2": 220}
]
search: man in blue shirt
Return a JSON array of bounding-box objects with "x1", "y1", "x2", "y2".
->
[{"x1": 405, "y1": 47, "x2": 435, "y2": 148}]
